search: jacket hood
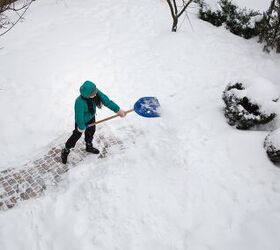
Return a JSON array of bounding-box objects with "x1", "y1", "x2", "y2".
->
[{"x1": 80, "y1": 81, "x2": 97, "y2": 98}]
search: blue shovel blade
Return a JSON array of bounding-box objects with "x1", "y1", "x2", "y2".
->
[{"x1": 134, "y1": 97, "x2": 161, "y2": 118}]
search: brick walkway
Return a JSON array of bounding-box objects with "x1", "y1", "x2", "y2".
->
[{"x1": 0, "y1": 125, "x2": 140, "y2": 211}]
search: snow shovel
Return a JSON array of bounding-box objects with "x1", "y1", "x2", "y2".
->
[{"x1": 88, "y1": 97, "x2": 160, "y2": 127}]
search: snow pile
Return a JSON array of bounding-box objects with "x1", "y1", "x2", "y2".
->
[
  {"x1": 222, "y1": 77, "x2": 279, "y2": 129},
  {"x1": 238, "y1": 77, "x2": 279, "y2": 113}
]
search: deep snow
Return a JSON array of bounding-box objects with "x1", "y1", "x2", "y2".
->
[{"x1": 1, "y1": 0, "x2": 280, "y2": 249}]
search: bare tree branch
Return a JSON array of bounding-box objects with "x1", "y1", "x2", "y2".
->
[
  {"x1": 166, "y1": 0, "x2": 194, "y2": 32},
  {"x1": 166, "y1": 0, "x2": 176, "y2": 20},
  {"x1": 172, "y1": 0, "x2": 178, "y2": 15},
  {"x1": 177, "y1": 0, "x2": 193, "y2": 18},
  {"x1": 0, "y1": 0, "x2": 33, "y2": 37}
]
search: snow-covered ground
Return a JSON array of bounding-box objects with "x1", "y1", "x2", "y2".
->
[{"x1": 1, "y1": 0, "x2": 280, "y2": 249}]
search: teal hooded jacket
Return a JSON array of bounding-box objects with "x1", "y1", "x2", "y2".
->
[{"x1": 75, "y1": 81, "x2": 120, "y2": 130}]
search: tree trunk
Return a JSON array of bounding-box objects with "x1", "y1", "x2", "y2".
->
[{"x1": 172, "y1": 17, "x2": 178, "y2": 32}]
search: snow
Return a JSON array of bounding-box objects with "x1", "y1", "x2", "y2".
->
[
  {"x1": 244, "y1": 78, "x2": 279, "y2": 112},
  {"x1": 226, "y1": 77, "x2": 280, "y2": 114},
  {"x1": 1, "y1": 0, "x2": 280, "y2": 249}
]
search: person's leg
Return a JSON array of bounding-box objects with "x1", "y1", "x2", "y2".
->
[
  {"x1": 65, "y1": 127, "x2": 83, "y2": 149},
  {"x1": 61, "y1": 125, "x2": 83, "y2": 164},
  {"x1": 85, "y1": 118, "x2": 99, "y2": 154},
  {"x1": 84, "y1": 124, "x2": 95, "y2": 144}
]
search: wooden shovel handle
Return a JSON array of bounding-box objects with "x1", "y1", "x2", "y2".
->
[{"x1": 88, "y1": 109, "x2": 134, "y2": 127}]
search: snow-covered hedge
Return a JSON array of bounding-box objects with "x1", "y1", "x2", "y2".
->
[
  {"x1": 222, "y1": 78, "x2": 279, "y2": 129},
  {"x1": 264, "y1": 128, "x2": 280, "y2": 164},
  {"x1": 197, "y1": 0, "x2": 261, "y2": 39},
  {"x1": 257, "y1": 0, "x2": 280, "y2": 53}
]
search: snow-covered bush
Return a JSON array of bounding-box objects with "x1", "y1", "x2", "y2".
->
[
  {"x1": 257, "y1": 0, "x2": 280, "y2": 53},
  {"x1": 222, "y1": 78, "x2": 279, "y2": 130},
  {"x1": 264, "y1": 128, "x2": 280, "y2": 163},
  {"x1": 197, "y1": 0, "x2": 261, "y2": 39}
]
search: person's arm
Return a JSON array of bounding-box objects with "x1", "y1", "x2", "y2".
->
[
  {"x1": 75, "y1": 98, "x2": 86, "y2": 132},
  {"x1": 97, "y1": 89, "x2": 121, "y2": 112},
  {"x1": 97, "y1": 89, "x2": 120, "y2": 112},
  {"x1": 97, "y1": 90, "x2": 126, "y2": 117}
]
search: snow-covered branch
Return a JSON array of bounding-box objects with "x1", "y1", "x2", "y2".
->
[{"x1": 0, "y1": 0, "x2": 33, "y2": 37}]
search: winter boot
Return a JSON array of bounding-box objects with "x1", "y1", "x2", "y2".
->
[
  {"x1": 61, "y1": 148, "x2": 70, "y2": 164},
  {"x1": 86, "y1": 143, "x2": 100, "y2": 154}
]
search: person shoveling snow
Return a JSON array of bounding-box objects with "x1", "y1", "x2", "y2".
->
[{"x1": 61, "y1": 80, "x2": 126, "y2": 164}]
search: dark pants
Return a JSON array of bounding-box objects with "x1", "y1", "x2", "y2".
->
[{"x1": 65, "y1": 117, "x2": 96, "y2": 149}]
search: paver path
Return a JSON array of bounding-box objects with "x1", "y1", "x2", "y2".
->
[{"x1": 0, "y1": 125, "x2": 141, "y2": 211}]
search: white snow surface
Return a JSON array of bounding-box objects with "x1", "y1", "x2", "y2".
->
[
  {"x1": 1, "y1": 0, "x2": 280, "y2": 249},
  {"x1": 228, "y1": 77, "x2": 280, "y2": 114}
]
